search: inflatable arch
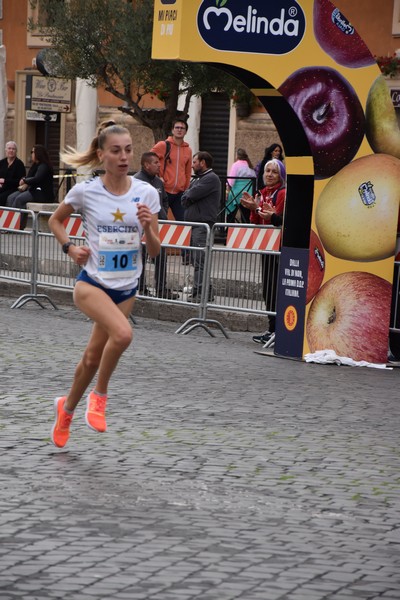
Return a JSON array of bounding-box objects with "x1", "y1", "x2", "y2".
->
[{"x1": 152, "y1": 0, "x2": 400, "y2": 365}]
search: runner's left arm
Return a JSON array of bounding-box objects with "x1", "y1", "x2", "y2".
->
[{"x1": 137, "y1": 204, "x2": 160, "y2": 259}]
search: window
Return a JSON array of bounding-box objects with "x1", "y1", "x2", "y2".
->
[
  {"x1": 393, "y1": 0, "x2": 400, "y2": 36},
  {"x1": 27, "y1": 1, "x2": 65, "y2": 47}
]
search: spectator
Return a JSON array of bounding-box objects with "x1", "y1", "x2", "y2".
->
[
  {"x1": 134, "y1": 152, "x2": 179, "y2": 299},
  {"x1": 182, "y1": 151, "x2": 221, "y2": 302},
  {"x1": 7, "y1": 144, "x2": 54, "y2": 230},
  {"x1": 151, "y1": 119, "x2": 192, "y2": 263},
  {"x1": 241, "y1": 158, "x2": 286, "y2": 344},
  {"x1": 255, "y1": 143, "x2": 284, "y2": 192},
  {"x1": 226, "y1": 148, "x2": 256, "y2": 223},
  {"x1": 0, "y1": 141, "x2": 26, "y2": 206},
  {"x1": 151, "y1": 118, "x2": 192, "y2": 220}
]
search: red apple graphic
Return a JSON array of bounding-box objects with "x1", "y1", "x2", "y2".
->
[
  {"x1": 306, "y1": 271, "x2": 392, "y2": 364},
  {"x1": 279, "y1": 66, "x2": 365, "y2": 179},
  {"x1": 306, "y1": 229, "x2": 325, "y2": 304},
  {"x1": 313, "y1": 0, "x2": 375, "y2": 68}
]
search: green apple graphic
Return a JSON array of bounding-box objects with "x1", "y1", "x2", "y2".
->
[{"x1": 366, "y1": 75, "x2": 400, "y2": 159}]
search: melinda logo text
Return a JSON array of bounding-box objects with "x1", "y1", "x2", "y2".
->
[
  {"x1": 197, "y1": 1, "x2": 306, "y2": 55},
  {"x1": 203, "y1": 6, "x2": 300, "y2": 37}
]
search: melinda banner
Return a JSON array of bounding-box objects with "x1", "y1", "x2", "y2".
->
[{"x1": 152, "y1": 0, "x2": 400, "y2": 365}]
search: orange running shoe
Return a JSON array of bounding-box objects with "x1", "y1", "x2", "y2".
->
[
  {"x1": 85, "y1": 390, "x2": 107, "y2": 432},
  {"x1": 51, "y1": 396, "x2": 73, "y2": 448}
]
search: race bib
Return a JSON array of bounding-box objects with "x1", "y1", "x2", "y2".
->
[{"x1": 98, "y1": 231, "x2": 140, "y2": 279}]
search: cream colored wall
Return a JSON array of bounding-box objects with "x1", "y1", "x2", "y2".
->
[
  {"x1": 335, "y1": 0, "x2": 399, "y2": 57},
  {"x1": 232, "y1": 111, "x2": 283, "y2": 173}
]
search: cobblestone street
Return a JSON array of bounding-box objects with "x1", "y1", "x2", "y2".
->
[{"x1": 0, "y1": 298, "x2": 399, "y2": 599}]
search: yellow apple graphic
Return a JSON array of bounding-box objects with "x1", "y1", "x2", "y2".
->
[
  {"x1": 366, "y1": 75, "x2": 400, "y2": 159},
  {"x1": 315, "y1": 154, "x2": 400, "y2": 261}
]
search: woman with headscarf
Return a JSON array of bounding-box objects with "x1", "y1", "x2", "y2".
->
[{"x1": 241, "y1": 158, "x2": 286, "y2": 344}]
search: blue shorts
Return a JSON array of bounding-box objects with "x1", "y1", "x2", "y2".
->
[{"x1": 76, "y1": 270, "x2": 137, "y2": 305}]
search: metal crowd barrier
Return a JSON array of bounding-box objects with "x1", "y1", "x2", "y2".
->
[
  {"x1": 141, "y1": 220, "x2": 224, "y2": 336},
  {"x1": 176, "y1": 222, "x2": 281, "y2": 337},
  {"x1": 0, "y1": 208, "x2": 57, "y2": 309},
  {"x1": 35, "y1": 211, "x2": 85, "y2": 294},
  {"x1": 0, "y1": 212, "x2": 219, "y2": 335},
  {"x1": 3, "y1": 208, "x2": 399, "y2": 340},
  {"x1": 217, "y1": 176, "x2": 257, "y2": 227}
]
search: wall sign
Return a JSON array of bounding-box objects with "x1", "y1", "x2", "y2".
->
[
  {"x1": 391, "y1": 88, "x2": 400, "y2": 108},
  {"x1": 25, "y1": 75, "x2": 71, "y2": 113}
]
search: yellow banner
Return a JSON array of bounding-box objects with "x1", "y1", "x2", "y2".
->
[{"x1": 152, "y1": 0, "x2": 399, "y2": 364}]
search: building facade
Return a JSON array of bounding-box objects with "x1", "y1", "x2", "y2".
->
[{"x1": 0, "y1": 0, "x2": 399, "y2": 191}]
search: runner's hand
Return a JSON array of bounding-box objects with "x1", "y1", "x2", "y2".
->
[
  {"x1": 136, "y1": 203, "x2": 153, "y2": 229},
  {"x1": 69, "y1": 245, "x2": 91, "y2": 266}
]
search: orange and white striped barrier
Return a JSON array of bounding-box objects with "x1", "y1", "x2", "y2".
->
[
  {"x1": 62, "y1": 220, "x2": 192, "y2": 244},
  {"x1": 226, "y1": 227, "x2": 281, "y2": 251},
  {"x1": 158, "y1": 223, "x2": 192, "y2": 246},
  {"x1": 63, "y1": 215, "x2": 85, "y2": 237},
  {"x1": 0, "y1": 209, "x2": 21, "y2": 230}
]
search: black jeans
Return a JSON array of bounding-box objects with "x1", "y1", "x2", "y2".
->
[
  {"x1": 139, "y1": 245, "x2": 168, "y2": 294},
  {"x1": 166, "y1": 192, "x2": 185, "y2": 221},
  {"x1": 190, "y1": 225, "x2": 213, "y2": 298},
  {"x1": 261, "y1": 253, "x2": 279, "y2": 333}
]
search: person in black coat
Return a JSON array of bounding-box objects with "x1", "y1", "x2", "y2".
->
[
  {"x1": 134, "y1": 151, "x2": 179, "y2": 299},
  {"x1": 7, "y1": 144, "x2": 54, "y2": 229},
  {"x1": 0, "y1": 141, "x2": 26, "y2": 206},
  {"x1": 182, "y1": 151, "x2": 221, "y2": 301}
]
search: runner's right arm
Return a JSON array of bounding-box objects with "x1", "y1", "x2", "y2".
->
[{"x1": 49, "y1": 202, "x2": 91, "y2": 265}]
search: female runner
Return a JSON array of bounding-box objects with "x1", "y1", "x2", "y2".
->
[{"x1": 49, "y1": 124, "x2": 160, "y2": 448}]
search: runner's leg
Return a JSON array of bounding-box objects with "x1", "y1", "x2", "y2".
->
[{"x1": 64, "y1": 282, "x2": 135, "y2": 412}]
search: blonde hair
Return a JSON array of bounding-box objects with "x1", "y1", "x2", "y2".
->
[{"x1": 61, "y1": 122, "x2": 130, "y2": 168}]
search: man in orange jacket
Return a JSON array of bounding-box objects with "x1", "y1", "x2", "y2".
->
[
  {"x1": 151, "y1": 118, "x2": 193, "y2": 263},
  {"x1": 151, "y1": 119, "x2": 192, "y2": 221}
]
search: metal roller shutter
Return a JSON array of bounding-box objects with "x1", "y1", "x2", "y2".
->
[{"x1": 199, "y1": 92, "x2": 230, "y2": 178}]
